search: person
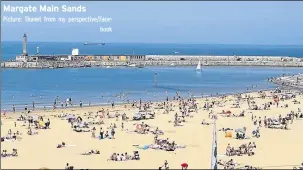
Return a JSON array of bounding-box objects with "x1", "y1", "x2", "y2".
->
[
  {"x1": 111, "y1": 128, "x2": 115, "y2": 139},
  {"x1": 80, "y1": 101, "x2": 83, "y2": 108},
  {"x1": 32, "y1": 102, "x2": 35, "y2": 110},
  {"x1": 13, "y1": 105, "x2": 15, "y2": 113},
  {"x1": 160, "y1": 160, "x2": 169, "y2": 170},
  {"x1": 92, "y1": 127, "x2": 96, "y2": 138},
  {"x1": 25, "y1": 104, "x2": 28, "y2": 112},
  {"x1": 100, "y1": 128, "x2": 104, "y2": 139},
  {"x1": 181, "y1": 163, "x2": 188, "y2": 170}
]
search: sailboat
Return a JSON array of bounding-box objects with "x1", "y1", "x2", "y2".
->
[{"x1": 196, "y1": 60, "x2": 201, "y2": 71}]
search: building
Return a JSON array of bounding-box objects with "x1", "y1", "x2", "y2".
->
[{"x1": 14, "y1": 34, "x2": 146, "y2": 62}]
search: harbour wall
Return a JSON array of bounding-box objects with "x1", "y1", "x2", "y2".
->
[
  {"x1": 2, "y1": 55, "x2": 303, "y2": 68},
  {"x1": 269, "y1": 74, "x2": 303, "y2": 91}
]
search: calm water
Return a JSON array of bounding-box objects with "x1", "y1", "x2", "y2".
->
[{"x1": 2, "y1": 42, "x2": 303, "y2": 111}]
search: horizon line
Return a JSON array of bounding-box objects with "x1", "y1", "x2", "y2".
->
[{"x1": 2, "y1": 40, "x2": 303, "y2": 47}]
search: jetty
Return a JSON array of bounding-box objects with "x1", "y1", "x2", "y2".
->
[
  {"x1": 269, "y1": 74, "x2": 303, "y2": 91},
  {"x1": 2, "y1": 34, "x2": 303, "y2": 69}
]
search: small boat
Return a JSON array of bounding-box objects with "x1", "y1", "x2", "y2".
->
[
  {"x1": 106, "y1": 66, "x2": 112, "y2": 68},
  {"x1": 170, "y1": 63, "x2": 176, "y2": 67},
  {"x1": 128, "y1": 64, "x2": 136, "y2": 67},
  {"x1": 85, "y1": 65, "x2": 92, "y2": 67},
  {"x1": 49, "y1": 66, "x2": 54, "y2": 69},
  {"x1": 196, "y1": 60, "x2": 201, "y2": 71}
]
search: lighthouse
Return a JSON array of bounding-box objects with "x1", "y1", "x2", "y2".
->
[{"x1": 22, "y1": 33, "x2": 28, "y2": 56}]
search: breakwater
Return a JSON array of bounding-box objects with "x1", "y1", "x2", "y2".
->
[
  {"x1": 2, "y1": 55, "x2": 303, "y2": 68},
  {"x1": 269, "y1": 74, "x2": 303, "y2": 90}
]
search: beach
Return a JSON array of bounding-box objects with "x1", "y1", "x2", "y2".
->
[{"x1": 1, "y1": 90, "x2": 303, "y2": 169}]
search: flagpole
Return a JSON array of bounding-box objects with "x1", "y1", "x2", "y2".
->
[{"x1": 211, "y1": 118, "x2": 218, "y2": 169}]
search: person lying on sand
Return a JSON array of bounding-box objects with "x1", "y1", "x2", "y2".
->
[
  {"x1": 219, "y1": 128, "x2": 233, "y2": 132},
  {"x1": 109, "y1": 151, "x2": 140, "y2": 161},
  {"x1": 201, "y1": 119, "x2": 210, "y2": 125},
  {"x1": 27, "y1": 128, "x2": 38, "y2": 135},
  {"x1": 150, "y1": 127, "x2": 164, "y2": 135},
  {"x1": 57, "y1": 142, "x2": 66, "y2": 148},
  {"x1": 81, "y1": 149, "x2": 100, "y2": 155},
  {"x1": 65, "y1": 163, "x2": 74, "y2": 170},
  {"x1": 1, "y1": 149, "x2": 18, "y2": 157},
  {"x1": 73, "y1": 126, "x2": 91, "y2": 133}
]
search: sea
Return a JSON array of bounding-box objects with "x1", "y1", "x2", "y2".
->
[{"x1": 2, "y1": 42, "x2": 303, "y2": 111}]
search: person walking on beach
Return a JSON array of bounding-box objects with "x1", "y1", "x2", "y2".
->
[
  {"x1": 80, "y1": 101, "x2": 83, "y2": 108},
  {"x1": 61, "y1": 101, "x2": 64, "y2": 108},
  {"x1": 12, "y1": 105, "x2": 15, "y2": 113},
  {"x1": 111, "y1": 128, "x2": 116, "y2": 139},
  {"x1": 32, "y1": 102, "x2": 35, "y2": 110}
]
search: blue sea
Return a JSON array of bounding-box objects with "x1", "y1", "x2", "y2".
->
[{"x1": 2, "y1": 42, "x2": 303, "y2": 111}]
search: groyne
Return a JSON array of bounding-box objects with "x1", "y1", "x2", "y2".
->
[
  {"x1": 2, "y1": 55, "x2": 303, "y2": 69},
  {"x1": 269, "y1": 74, "x2": 303, "y2": 91}
]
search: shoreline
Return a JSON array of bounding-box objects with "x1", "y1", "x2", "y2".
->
[{"x1": 3, "y1": 87, "x2": 278, "y2": 115}]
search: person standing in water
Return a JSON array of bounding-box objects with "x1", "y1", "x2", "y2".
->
[
  {"x1": 12, "y1": 105, "x2": 16, "y2": 113},
  {"x1": 80, "y1": 101, "x2": 83, "y2": 108}
]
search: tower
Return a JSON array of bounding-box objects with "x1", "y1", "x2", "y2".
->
[{"x1": 23, "y1": 33, "x2": 28, "y2": 56}]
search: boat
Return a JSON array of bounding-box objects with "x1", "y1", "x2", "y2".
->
[
  {"x1": 128, "y1": 64, "x2": 136, "y2": 67},
  {"x1": 84, "y1": 41, "x2": 105, "y2": 46},
  {"x1": 49, "y1": 66, "x2": 54, "y2": 69},
  {"x1": 106, "y1": 66, "x2": 112, "y2": 68},
  {"x1": 170, "y1": 63, "x2": 176, "y2": 67},
  {"x1": 196, "y1": 60, "x2": 201, "y2": 71}
]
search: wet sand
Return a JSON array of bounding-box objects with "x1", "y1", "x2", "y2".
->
[{"x1": 1, "y1": 91, "x2": 303, "y2": 169}]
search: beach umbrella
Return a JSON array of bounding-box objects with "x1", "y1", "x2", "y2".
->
[{"x1": 226, "y1": 111, "x2": 231, "y2": 114}]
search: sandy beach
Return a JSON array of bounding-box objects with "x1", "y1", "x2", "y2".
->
[{"x1": 1, "y1": 90, "x2": 303, "y2": 169}]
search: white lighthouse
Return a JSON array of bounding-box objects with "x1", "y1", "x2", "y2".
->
[{"x1": 22, "y1": 33, "x2": 28, "y2": 56}]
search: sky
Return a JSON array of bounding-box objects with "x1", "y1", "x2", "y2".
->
[{"x1": 1, "y1": 1, "x2": 303, "y2": 45}]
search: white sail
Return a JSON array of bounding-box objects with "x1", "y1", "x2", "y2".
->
[{"x1": 196, "y1": 60, "x2": 201, "y2": 70}]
